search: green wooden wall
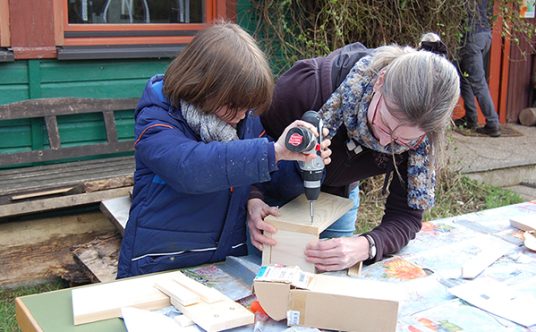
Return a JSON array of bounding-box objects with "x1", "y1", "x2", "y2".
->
[
  {"x1": 0, "y1": 59, "x2": 170, "y2": 161},
  {"x1": 0, "y1": 3, "x2": 257, "y2": 166}
]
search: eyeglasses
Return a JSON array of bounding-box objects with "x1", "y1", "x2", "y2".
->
[{"x1": 371, "y1": 93, "x2": 426, "y2": 150}]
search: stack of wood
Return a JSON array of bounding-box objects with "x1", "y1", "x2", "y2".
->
[{"x1": 0, "y1": 158, "x2": 134, "y2": 219}]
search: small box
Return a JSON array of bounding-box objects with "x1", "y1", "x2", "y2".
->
[{"x1": 253, "y1": 266, "x2": 400, "y2": 332}]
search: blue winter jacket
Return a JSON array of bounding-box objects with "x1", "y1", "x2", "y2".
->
[{"x1": 117, "y1": 75, "x2": 303, "y2": 278}]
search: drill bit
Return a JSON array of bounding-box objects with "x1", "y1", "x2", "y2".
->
[{"x1": 310, "y1": 201, "x2": 314, "y2": 224}]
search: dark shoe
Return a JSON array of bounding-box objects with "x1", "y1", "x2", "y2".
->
[
  {"x1": 475, "y1": 125, "x2": 501, "y2": 137},
  {"x1": 454, "y1": 118, "x2": 477, "y2": 129}
]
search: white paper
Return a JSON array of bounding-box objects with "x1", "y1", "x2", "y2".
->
[
  {"x1": 449, "y1": 277, "x2": 536, "y2": 327},
  {"x1": 121, "y1": 307, "x2": 200, "y2": 332}
]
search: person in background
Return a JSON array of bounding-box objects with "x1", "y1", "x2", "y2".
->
[
  {"x1": 247, "y1": 33, "x2": 460, "y2": 271},
  {"x1": 455, "y1": 0, "x2": 501, "y2": 137},
  {"x1": 117, "y1": 22, "x2": 331, "y2": 278}
]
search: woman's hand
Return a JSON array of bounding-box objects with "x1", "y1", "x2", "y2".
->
[
  {"x1": 319, "y1": 128, "x2": 332, "y2": 165},
  {"x1": 274, "y1": 120, "x2": 331, "y2": 164},
  {"x1": 304, "y1": 236, "x2": 369, "y2": 271},
  {"x1": 247, "y1": 198, "x2": 279, "y2": 251}
]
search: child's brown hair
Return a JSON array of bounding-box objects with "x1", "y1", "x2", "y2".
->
[{"x1": 163, "y1": 22, "x2": 274, "y2": 120}]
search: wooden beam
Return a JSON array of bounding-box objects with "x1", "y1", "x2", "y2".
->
[
  {"x1": 0, "y1": 98, "x2": 138, "y2": 120},
  {"x1": 72, "y1": 272, "x2": 175, "y2": 325},
  {"x1": 0, "y1": 186, "x2": 132, "y2": 218}
]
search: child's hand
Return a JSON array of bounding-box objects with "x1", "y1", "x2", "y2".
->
[
  {"x1": 274, "y1": 121, "x2": 331, "y2": 163},
  {"x1": 247, "y1": 198, "x2": 278, "y2": 251}
]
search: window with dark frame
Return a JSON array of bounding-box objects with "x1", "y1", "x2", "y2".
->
[
  {"x1": 67, "y1": 0, "x2": 204, "y2": 24},
  {"x1": 59, "y1": 0, "x2": 223, "y2": 59}
]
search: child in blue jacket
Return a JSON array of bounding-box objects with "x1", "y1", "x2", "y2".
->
[{"x1": 117, "y1": 22, "x2": 330, "y2": 278}]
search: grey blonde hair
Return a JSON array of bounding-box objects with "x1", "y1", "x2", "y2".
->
[
  {"x1": 368, "y1": 44, "x2": 460, "y2": 168},
  {"x1": 420, "y1": 32, "x2": 441, "y2": 43},
  {"x1": 164, "y1": 22, "x2": 274, "y2": 119}
]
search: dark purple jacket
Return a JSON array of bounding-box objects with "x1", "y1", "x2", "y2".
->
[{"x1": 260, "y1": 43, "x2": 423, "y2": 262}]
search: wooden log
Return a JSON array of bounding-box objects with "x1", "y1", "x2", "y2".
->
[
  {"x1": 519, "y1": 107, "x2": 536, "y2": 126},
  {"x1": 71, "y1": 233, "x2": 121, "y2": 283}
]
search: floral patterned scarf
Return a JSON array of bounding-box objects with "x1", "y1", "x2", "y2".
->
[{"x1": 319, "y1": 55, "x2": 435, "y2": 210}]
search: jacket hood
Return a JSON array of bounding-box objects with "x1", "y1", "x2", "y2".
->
[{"x1": 135, "y1": 75, "x2": 172, "y2": 119}]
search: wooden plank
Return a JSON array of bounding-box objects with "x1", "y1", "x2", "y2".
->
[
  {"x1": 0, "y1": 140, "x2": 134, "y2": 166},
  {"x1": 72, "y1": 234, "x2": 121, "y2": 283},
  {"x1": 100, "y1": 196, "x2": 131, "y2": 235},
  {"x1": 72, "y1": 272, "x2": 177, "y2": 325},
  {"x1": 156, "y1": 274, "x2": 254, "y2": 332},
  {"x1": 15, "y1": 298, "x2": 42, "y2": 332},
  {"x1": 347, "y1": 261, "x2": 363, "y2": 277},
  {"x1": 0, "y1": 156, "x2": 133, "y2": 178},
  {"x1": 264, "y1": 193, "x2": 354, "y2": 235},
  {"x1": 103, "y1": 110, "x2": 119, "y2": 143},
  {"x1": 10, "y1": 187, "x2": 74, "y2": 201},
  {"x1": 173, "y1": 273, "x2": 225, "y2": 304},
  {"x1": 0, "y1": 169, "x2": 132, "y2": 194},
  {"x1": 0, "y1": 162, "x2": 133, "y2": 190},
  {"x1": 269, "y1": 230, "x2": 317, "y2": 273},
  {"x1": 170, "y1": 297, "x2": 253, "y2": 332},
  {"x1": 0, "y1": 186, "x2": 132, "y2": 218},
  {"x1": 44, "y1": 115, "x2": 60, "y2": 150},
  {"x1": 154, "y1": 279, "x2": 201, "y2": 306},
  {"x1": 82, "y1": 176, "x2": 133, "y2": 193},
  {"x1": 0, "y1": 98, "x2": 138, "y2": 120},
  {"x1": 0, "y1": 172, "x2": 133, "y2": 201}
]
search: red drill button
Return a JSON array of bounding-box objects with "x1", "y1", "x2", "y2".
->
[{"x1": 288, "y1": 133, "x2": 303, "y2": 146}]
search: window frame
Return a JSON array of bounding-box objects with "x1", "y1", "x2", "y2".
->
[
  {"x1": 0, "y1": 0, "x2": 10, "y2": 47},
  {"x1": 58, "y1": 0, "x2": 226, "y2": 47}
]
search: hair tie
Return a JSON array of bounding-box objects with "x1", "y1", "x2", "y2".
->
[{"x1": 419, "y1": 40, "x2": 448, "y2": 57}]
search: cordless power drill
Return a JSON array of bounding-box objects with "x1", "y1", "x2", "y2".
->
[{"x1": 284, "y1": 111, "x2": 324, "y2": 224}]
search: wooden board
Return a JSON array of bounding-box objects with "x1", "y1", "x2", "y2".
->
[
  {"x1": 100, "y1": 196, "x2": 131, "y2": 235},
  {"x1": 266, "y1": 230, "x2": 317, "y2": 273},
  {"x1": 262, "y1": 192, "x2": 353, "y2": 272},
  {"x1": 72, "y1": 272, "x2": 179, "y2": 325},
  {"x1": 0, "y1": 156, "x2": 134, "y2": 196},
  {"x1": 264, "y1": 192, "x2": 354, "y2": 235},
  {"x1": 0, "y1": 186, "x2": 132, "y2": 218},
  {"x1": 72, "y1": 234, "x2": 121, "y2": 283},
  {"x1": 156, "y1": 272, "x2": 254, "y2": 332}
]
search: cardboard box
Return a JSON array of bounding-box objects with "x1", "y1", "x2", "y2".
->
[{"x1": 253, "y1": 266, "x2": 400, "y2": 332}]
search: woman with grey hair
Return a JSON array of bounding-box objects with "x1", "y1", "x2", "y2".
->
[{"x1": 247, "y1": 35, "x2": 460, "y2": 271}]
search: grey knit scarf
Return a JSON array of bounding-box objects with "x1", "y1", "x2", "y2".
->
[{"x1": 180, "y1": 101, "x2": 238, "y2": 143}]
